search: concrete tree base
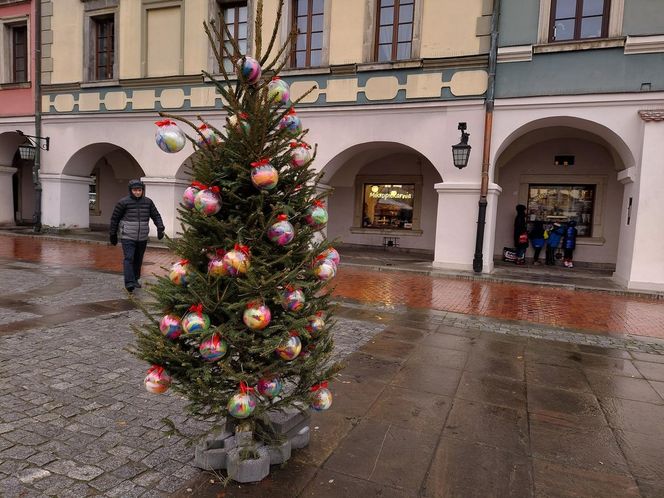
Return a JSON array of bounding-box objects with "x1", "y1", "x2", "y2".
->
[{"x1": 226, "y1": 446, "x2": 270, "y2": 483}]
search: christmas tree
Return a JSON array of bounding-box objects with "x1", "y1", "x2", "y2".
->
[{"x1": 132, "y1": 0, "x2": 340, "y2": 472}]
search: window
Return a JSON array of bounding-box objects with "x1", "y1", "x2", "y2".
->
[
  {"x1": 527, "y1": 184, "x2": 595, "y2": 236},
  {"x1": 290, "y1": 0, "x2": 324, "y2": 68},
  {"x1": 549, "y1": 0, "x2": 609, "y2": 42},
  {"x1": 94, "y1": 16, "x2": 114, "y2": 80},
  {"x1": 11, "y1": 24, "x2": 27, "y2": 83},
  {"x1": 89, "y1": 168, "x2": 101, "y2": 216},
  {"x1": 375, "y1": 0, "x2": 414, "y2": 62},
  {"x1": 362, "y1": 184, "x2": 415, "y2": 230},
  {"x1": 220, "y1": 2, "x2": 248, "y2": 73}
]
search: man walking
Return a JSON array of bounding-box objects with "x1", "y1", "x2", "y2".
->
[{"x1": 109, "y1": 179, "x2": 165, "y2": 292}]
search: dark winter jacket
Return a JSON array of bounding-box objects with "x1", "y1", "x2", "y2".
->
[
  {"x1": 547, "y1": 224, "x2": 565, "y2": 248},
  {"x1": 564, "y1": 223, "x2": 578, "y2": 250},
  {"x1": 513, "y1": 204, "x2": 528, "y2": 248},
  {"x1": 109, "y1": 180, "x2": 165, "y2": 241},
  {"x1": 529, "y1": 220, "x2": 545, "y2": 249}
]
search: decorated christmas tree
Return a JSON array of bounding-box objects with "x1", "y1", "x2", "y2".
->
[{"x1": 131, "y1": 0, "x2": 340, "y2": 480}]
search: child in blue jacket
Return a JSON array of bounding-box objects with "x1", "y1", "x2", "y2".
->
[
  {"x1": 563, "y1": 220, "x2": 578, "y2": 268},
  {"x1": 545, "y1": 222, "x2": 565, "y2": 266}
]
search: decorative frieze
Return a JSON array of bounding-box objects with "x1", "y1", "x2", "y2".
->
[{"x1": 639, "y1": 110, "x2": 664, "y2": 122}]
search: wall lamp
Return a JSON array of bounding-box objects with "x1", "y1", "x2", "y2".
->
[
  {"x1": 451, "y1": 122, "x2": 471, "y2": 169},
  {"x1": 16, "y1": 130, "x2": 50, "y2": 161}
]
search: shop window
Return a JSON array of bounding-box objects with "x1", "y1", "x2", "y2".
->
[
  {"x1": 527, "y1": 184, "x2": 595, "y2": 236},
  {"x1": 547, "y1": 0, "x2": 610, "y2": 42},
  {"x1": 290, "y1": 0, "x2": 324, "y2": 68},
  {"x1": 218, "y1": 1, "x2": 248, "y2": 73},
  {"x1": 374, "y1": 0, "x2": 414, "y2": 62},
  {"x1": 89, "y1": 169, "x2": 100, "y2": 216},
  {"x1": 362, "y1": 183, "x2": 415, "y2": 230}
]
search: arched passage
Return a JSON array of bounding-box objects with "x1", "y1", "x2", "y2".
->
[{"x1": 0, "y1": 131, "x2": 36, "y2": 224}]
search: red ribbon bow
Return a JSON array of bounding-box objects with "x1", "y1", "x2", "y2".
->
[
  {"x1": 179, "y1": 259, "x2": 189, "y2": 265},
  {"x1": 191, "y1": 181, "x2": 206, "y2": 190},
  {"x1": 312, "y1": 200, "x2": 324, "y2": 208},
  {"x1": 250, "y1": 158, "x2": 271, "y2": 168},
  {"x1": 239, "y1": 112, "x2": 248, "y2": 119},
  {"x1": 188, "y1": 303, "x2": 204, "y2": 317},
  {"x1": 287, "y1": 107, "x2": 296, "y2": 116},
  {"x1": 234, "y1": 243, "x2": 250, "y2": 255},
  {"x1": 239, "y1": 381, "x2": 255, "y2": 394},
  {"x1": 215, "y1": 248, "x2": 226, "y2": 257},
  {"x1": 208, "y1": 186, "x2": 220, "y2": 194},
  {"x1": 277, "y1": 214, "x2": 288, "y2": 221},
  {"x1": 155, "y1": 119, "x2": 175, "y2": 127},
  {"x1": 289, "y1": 331, "x2": 299, "y2": 337},
  {"x1": 310, "y1": 381, "x2": 328, "y2": 392},
  {"x1": 271, "y1": 76, "x2": 281, "y2": 81},
  {"x1": 147, "y1": 365, "x2": 164, "y2": 375},
  {"x1": 198, "y1": 123, "x2": 210, "y2": 130},
  {"x1": 289, "y1": 141, "x2": 310, "y2": 149}
]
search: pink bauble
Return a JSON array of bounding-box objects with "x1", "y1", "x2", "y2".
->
[
  {"x1": 310, "y1": 387, "x2": 333, "y2": 411},
  {"x1": 320, "y1": 247, "x2": 340, "y2": 266},
  {"x1": 306, "y1": 315, "x2": 325, "y2": 337},
  {"x1": 182, "y1": 185, "x2": 200, "y2": 209},
  {"x1": 222, "y1": 249, "x2": 250, "y2": 277},
  {"x1": 227, "y1": 392, "x2": 257, "y2": 418},
  {"x1": 199, "y1": 333, "x2": 228, "y2": 362},
  {"x1": 159, "y1": 314, "x2": 182, "y2": 340},
  {"x1": 281, "y1": 288, "x2": 305, "y2": 312},
  {"x1": 196, "y1": 124, "x2": 221, "y2": 148},
  {"x1": 290, "y1": 144, "x2": 311, "y2": 168},
  {"x1": 251, "y1": 164, "x2": 279, "y2": 190},
  {"x1": 169, "y1": 261, "x2": 192, "y2": 286},
  {"x1": 267, "y1": 78, "x2": 290, "y2": 105},
  {"x1": 240, "y1": 56, "x2": 262, "y2": 85},
  {"x1": 194, "y1": 189, "x2": 222, "y2": 216},
  {"x1": 267, "y1": 219, "x2": 295, "y2": 246},
  {"x1": 314, "y1": 259, "x2": 337, "y2": 281},
  {"x1": 242, "y1": 302, "x2": 271, "y2": 331},
  {"x1": 145, "y1": 365, "x2": 172, "y2": 394},
  {"x1": 257, "y1": 377, "x2": 283, "y2": 398},
  {"x1": 279, "y1": 112, "x2": 302, "y2": 137},
  {"x1": 181, "y1": 311, "x2": 211, "y2": 334},
  {"x1": 276, "y1": 335, "x2": 302, "y2": 361},
  {"x1": 207, "y1": 258, "x2": 227, "y2": 278},
  {"x1": 305, "y1": 205, "x2": 328, "y2": 230},
  {"x1": 155, "y1": 120, "x2": 186, "y2": 153}
]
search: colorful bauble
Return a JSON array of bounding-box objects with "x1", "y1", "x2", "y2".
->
[
  {"x1": 305, "y1": 204, "x2": 328, "y2": 230},
  {"x1": 196, "y1": 124, "x2": 221, "y2": 148},
  {"x1": 194, "y1": 188, "x2": 222, "y2": 216},
  {"x1": 169, "y1": 260, "x2": 192, "y2": 286},
  {"x1": 267, "y1": 215, "x2": 295, "y2": 246},
  {"x1": 281, "y1": 288, "x2": 305, "y2": 312},
  {"x1": 314, "y1": 259, "x2": 337, "y2": 281},
  {"x1": 240, "y1": 56, "x2": 262, "y2": 85},
  {"x1": 310, "y1": 386, "x2": 333, "y2": 411},
  {"x1": 155, "y1": 119, "x2": 186, "y2": 154},
  {"x1": 243, "y1": 302, "x2": 272, "y2": 331},
  {"x1": 222, "y1": 247, "x2": 251, "y2": 277},
  {"x1": 227, "y1": 392, "x2": 257, "y2": 419},
  {"x1": 207, "y1": 258, "x2": 227, "y2": 278},
  {"x1": 276, "y1": 334, "x2": 302, "y2": 361},
  {"x1": 306, "y1": 314, "x2": 325, "y2": 337},
  {"x1": 268, "y1": 77, "x2": 290, "y2": 105},
  {"x1": 159, "y1": 314, "x2": 182, "y2": 340},
  {"x1": 182, "y1": 184, "x2": 201, "y2": 209},
  {"x1": 320, "y1": 247, "x2": 340, "y2": 266},
  {"x1": 144, "y1": 365, "x2": 172, "y2": 394},
  {"x1": 199, "y1": 333, "x2": 228, "y2": 362},
  {"x1": 182, "y1": 310, "x2": 211, "y2": 334},
  {"x1": 290, "y1": 143, "x2": 312, "y2": 168},
  {"x1": 279, "y1": 109, "x2": 302, "y2": 137},
  {"x1": 257, "y1": 377, "x2": 283, "y2": 398},
  {"x1": 250, "y1": 160, "x2": 279, "y2": 190},
  {"x1": 227, "y1": 113, "x2": 251, "y2": 134}
]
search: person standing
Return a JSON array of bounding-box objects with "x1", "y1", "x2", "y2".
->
[
  {"x1": 545, "y1": 222, "x2": 565, "y2": 265},
  {"x1": 109, "y1": 179, "x2": 165, "y2": 292},
  {"x1": 513, "y1": 204, "x2": 528, "y2": 265},
  {"x1": 563, "y1": 220, "x2": 578, "y2": 268},
  {"x1": 529, "y1": 220, "x2": 545, "y2": 265}
]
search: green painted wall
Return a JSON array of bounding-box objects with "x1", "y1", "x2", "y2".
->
[
  {"x1": 623, "y1": 0, "x2": 664, "y2": 35},
  {"x1": 498, "y1": 0, "x2": 539, "y2": 46},
  {"x1": 496, "y1": 48, "x2": 664, "y2": 97}
]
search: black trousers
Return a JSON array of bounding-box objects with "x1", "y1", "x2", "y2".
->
[
  {"x1": 121, "y1": 239, "x2": 148, "y2": 288},
  {"x1": 545, "y1": 246, "x2": 556, "y2": 265}
]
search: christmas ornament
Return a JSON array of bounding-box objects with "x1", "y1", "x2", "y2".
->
[
  {"x1": 240, "y1": 56, "x2": 262, "y2": 85},
  {"x1": 257, "y1": 377, "x2": 283, "y2": 398},
  {"x1": 267, "y1": 77, "x2": 290, "y2": 105},
  {"x1": 289, "y1": 142, "x2": 312, "y2": 168},
  {"x1": 320, "y1": 247, "x2": 340, "y2": 266},
  {"x1": 196, "y1": 123, "x2": 221, "y2": 148},
  {"x1": 306, "y1": 313, "x2": 325, "y2": 337},
  {"x1": 199, "y1": 333, "x2": 228, "y2": 362},
  {"x1": 276, "y1": 333, "x2": 301, "y2": 361},
  {"x1": 144, "y1": 365, "x2": 172, "y2": 394},
  {"x1": 243, "y1": 301, "x2": 272, "y2": 331},
  {"x1": 207, "y1": 257, "x2": 227, "y2": 278},
  {"x1": 155, "y1": 119, "x2": 186, "y2": 153},
  {"x1": 250, "y1": 158, "x2": 279, "y2": 190},
  {"x1": 169, "y1": 259, "x2": 192, "y2": 286},
  {"x1": 159, "y1": 314, "x2": 182, "y2": 340},
  {"x1": 310, "y1": 382, "x2": 333, "y2": 411},
  {"x1": 281, "y1": 287, "x2": 305, "y2": 312},
  {"x1": 183, "y1": 181, "x2": 205, "y2": 209},
  {"x1": 305, "y1": 201, "x2": 328, "y2": 230},
  {"x1": 227, "y1": 382, "x2": 257, "y2": 419},
  {"x1": 194, "y1": 187, "x2": 222, "y2": 216},
  {"x1": 222, "y1": 244, "x2": 251, "y2": 276},
  {"x1": 227, "y1": 112, "x2": 251, "y2": 134},
  {"x1": 314, "y1": 259, "x2": 337, "y2": 281},
  {"x1": 279, "y1": 108, "x2": 302, "y2": 137},
  {"x1": 267, "y1": 214, "x2": 295, "y2": 246},
  {"x1": 182, "y1": 304, "x2": 211, "y2": 334}
]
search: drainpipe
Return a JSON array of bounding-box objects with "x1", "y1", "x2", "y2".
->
[
  {"x1": 472, "y1": 0, "x2": 500, "y2": 273},
  {"x1": 32, "y1": 0, "x2": 42, "y2": 232}
]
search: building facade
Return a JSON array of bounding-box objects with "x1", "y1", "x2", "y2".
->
[{"x1": 0, "y1": 0, "x2": 663, "y2": 291}]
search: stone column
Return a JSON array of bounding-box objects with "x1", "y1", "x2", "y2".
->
[
  {"x1": 141, "y1": 177, "x2": 189, "y2": 237},
  {"x1": 0, "y1": 166, "x2": 17, "y2": 225},
  {"x1": 40, "y1": 173, "x2": 92, "y2": 230}
]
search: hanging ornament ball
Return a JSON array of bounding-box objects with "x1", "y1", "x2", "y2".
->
[
  {"x1": 222, "y1": 248, "x2": 251, "y2": 277},
  {"x1": 182, "y1": 311, "x2": 211, "y2": 334},
  {"x1": 267, "y1": 216, "x2": 295, "y2": 246},
  {"x1": 279, "y1": 111, "x2": 302, "y2": 137},
  {"x1": 169, "y1": 260, "x2": 192, "y2": 286},
  {"x1": 314, "y1": 259, "x2": 337, "y2": 281},
  {"x1": 207, "y1": 257, "x2": 228, "y2": 278},
  {"x1": 159, "y1": 314, "x2": 183, "y2": 340},
  {"x1": 196, "y1": 124, "x2": 221, "y2": 148},
  {"x1": 144, "y1": 365, "x2": 172, "y2": 394},
  {"x1": 194, "y1": 188, "x2": 222, "y2": 216},
  {"x1": 305, "y1": 204, "x2": 328, "y2": 230},
  {"x1": 199, "y1": 333, "x2": 228, "y2": 362},
  {"x1": 227, "y1": 113, "x2": 251, "y2": 134},
  {"x1": 250, "y1": 161, "x2": 279, "y2": 190},
  {"x1": 240, "y1": 56, "x2": 262, "y2": 85},
  {"x1": 227, "y1": 392, "x2": 257, "y2": 419},
  {"x1": 268, "y1": 77, "x2": 290, "y2": 105},
  {"x1": 320, "y1": 247, "x2": 340, "y2": 266},
  {"x1": 310, "y1": 387, "x2": 333, "y2": 411},
  {"x1": 257, "y1": 377, "x2": 283, "y2": 398},
  {"x1": 290, "y1": 143, "x2": 312, "y2": 168},
  {"x1": 276, "y1": 334, "x2": 302, "y2": 361},
  {"x1": 243, "y1": 302, "x2": 272, "y2": 331},
  {"x1": 182, "y1": 184, "x2": 201, "y2": 209},
  {"x1": 155, "y1": 119, "x2": 186, "y2": 153},
  {"x1": 306, "y1": 314, "x2": 326, "y2": 337},
  {"x1": 281, "y1": 288, "x2": 305, "y2": 312}
]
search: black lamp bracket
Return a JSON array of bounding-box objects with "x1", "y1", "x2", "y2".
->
[
  {"x1": 458, "y1": 122, "x2": 470, "y2": 144},
  {"x1": 16, "y1": 130, "x2": 50, "y2": 151}
]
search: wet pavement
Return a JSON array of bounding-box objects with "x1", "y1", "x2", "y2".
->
[{"x1": 1, "y1": 232, "x2": 664, "y2": 497}]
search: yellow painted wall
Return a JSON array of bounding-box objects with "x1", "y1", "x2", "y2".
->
[
  {"x1": 329, "y1": 0, "x2": 364, "y2": 65},
  {"x1": 260, "y1": 0, "x2": 281, "y2": 60},
  {"x1": 119, "y1": 0, "x2": 141, "y2": 79},
  {"x1": 420, "y1": 0, "x2": 485, "y2": 58},
  {"x1": 51, "y1": 0, "x2": 83, "y2": 83},
  {"x1": 146, "y1": 6, "x2": 182, "y2": 77},
  {"x1": 183, "y1": 0, "x2": 208, "y2": 75}
]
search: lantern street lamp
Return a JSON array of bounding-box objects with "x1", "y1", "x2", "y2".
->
[
  {"x1": 451, "y1": 122, "x2": 471, "y2": 169},
  {"x1": 16, "y1": 130, "x2": 49, "y2": 161}
]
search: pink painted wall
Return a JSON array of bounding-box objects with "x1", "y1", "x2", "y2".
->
[{"x1": 0, "y1": 1, "x2": 35, "y2": 117}]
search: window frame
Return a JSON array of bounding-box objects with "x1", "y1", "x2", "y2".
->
[
  {"x1": 83, "y1": 5, "x2": 119, "y2": 83},
  {"x1": 548, "y1": 0, "x2": 610, "y2": 43},
  {"x1": 11, "y1": 23, "x2": 27, "y2": 83},
  {"x1": 89, "y1": 166, "x2": 101, "y2": 216},
  {"x1": 537, "y1": 0, "x2": 624, "y2": 45},
  {"x1": 0, "y1": 17, "x2": 30, "y2": 85},
  {"x1": 218, "y1": 0, "x2": 249, "y2": 74},
  {"x1": 373, "y1": 0, "x2": 415, "y2": 63},
  {"x1": 289, "y1": 0, "x2": 325, "y2": 69},
  {"x1": 93, "y1": 15, "x2": 115, "y2": 80}
]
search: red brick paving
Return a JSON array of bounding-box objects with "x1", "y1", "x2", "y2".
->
[{"x1": 2, "y1": 235, "x2": 664, "y2": 339}]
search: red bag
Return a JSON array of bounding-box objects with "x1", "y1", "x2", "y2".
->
[{"x1": 518, "y1": 233, "x2": 528, "y2": 244}]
